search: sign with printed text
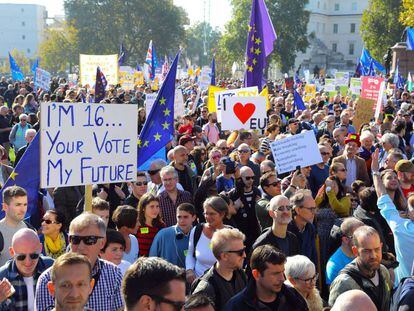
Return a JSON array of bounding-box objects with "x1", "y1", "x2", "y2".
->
[
  {"x1": 145, "y1": 93, "x2": 158, "y2": 116},
  {"x1": 270, "y1": 131, "x2": 322, "y2": 174},
  {"x1": 221, "y1": 96, "x2": 267, "y2": 131},
  {"x1": 35, "y1": 67, "x2": 51, "y2": 91},
  {"x1": 40, "y1": 102, "x2": 137, "y2": 188},
  {"x1": 174, "y1": 89, "x2": 185, "y2": 118},
  {"x1": 119, "y1": 66, "x2": 144, "y2": 90},
  {"x1": 215, "y1": 86, "x2": 258, "y2": 122},
  {"x1": 350, "y1": 78, "x2": 361, "y2": 96},
  {"x1": 361, "y1": 76, "x2": 385, "y2": 101},
  {"x1": 334, "y1": 72, "x2": 350, "y2": 86},
  {"x1": 80, "y1": 54, "x2": 118, "y2": 86},
  {"x1": 304, "y1": 84, "x2": 316, "y2": 102}
]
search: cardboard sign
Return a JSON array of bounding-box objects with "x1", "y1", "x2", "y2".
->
[
  {"x1": 221, "y1": 96, "x2": 267, "y2": 131},
  {"x1": 199, "y1": 67, "x2": 212, "y2": 90},
  {"x1": 80, "y1": 54, "x2": 118, "y2": 86},
  {"x1": 35, "y1": 67, "x2": 51, "y2": 91},
  {"x1": 304, "y1": 84, "x2": 316, "y2": 102},
  {"x1": 215, "y1": 87, "x2": 258, "y2": 122},
  {"x1": 40, "y1": 102, "x2": 137, "y2": 187},
  {"x1": 119, "y1": 66, "x2": 143, "y2": 91},
  {"x1": 353, "y1": 97, "x2": 376, "y2": 131},
  {"x1": 350, "y1": 78, "x2": 361, "y2": 96},
  {"x1": 361, "y1": 76, "x2": 385, "y2": 101},
  {"x1": 324, "y1": 78, "x2": 336, "y2": 97},
  {"x1": 375, "y1": 81, "x2": 387, "y2": 120},
  {"x1": 207, "y1": 85, "x2": 225, "y2": 112},
  {"x1": 174, "y1": 89, "x2": 185, "y2": 119},
  {"x1": 270, "y1": 131, "x2": 322, "y2": 174},
  {"x1": 334, "y1": 72, "x2": 350, "y2": 86},
  {"x1": 145, "y1": 93, "x2": 158, "y2": 117}
]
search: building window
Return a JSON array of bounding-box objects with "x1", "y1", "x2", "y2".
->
[
  {"x1": 333, "y1": 24, "x2": 338, "y2": 34},
  {"x1": 352, "y1": 2, "x2": 357, "y2": 11},
  {"x1": 349, "y1": 43, "x2": 355, "y2": 55},
  {"x1": 27, "y1": 48, "x2": 31, "y2": 54},
  {"x1": 350, "y1": 23, "x2": 356, "y2": 33},
  {"x1": 334, "y1": 3, "x2": 340, "y2": 11},
  {"x1": 22, "y1": 21, "x2": 25, "y2": 26},
  {"x1": 332, "y1": 43, "x2": 337, "y2": 52},
  {"x1": 323, "y1": 2, "x2": 327, "y2": 9},
  {"x1": 22, "y1": 35, "x2": 26, "y2": 40},
  {"x1": 322, "y1": 23, "x2": 326, "y2": 33},
  {"x1": 317, "y1": 1, "x2": 320, "y2": 8}
]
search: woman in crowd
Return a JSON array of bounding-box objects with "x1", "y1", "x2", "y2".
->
[
  {"x1": 329, "y1": 162, "x2": 347, "y2": 185},
  {"x1": 190, "y1": 146, "x2": 207, "y2": 178},
  {"x1": 285, "y1": 255, "x2": 324, "y2": 311},
  {"x1": 186, "y1": 196, "x2": 228, "y2": 283},
  {"x1": 22, "y1": 93, "x2": 38, "y2": 114},
  {"x1": 136, "y1": 193, "x2": 165, "y2": 257},
  {"x1": 259, "y1": 123, "x2": 280, "y2": 155},
  {"x1": 138, "y1": 107, "x2": 146, "y2": 135},
  {"x1": 39, "y1": 210, "x2": 68, "y2": 259},
  {"x1": 112, "y1": 205, "x2": 140, "y2": 263},
  {"x1": 9, "y1": 113, "x2": 32, "y2": 150}
]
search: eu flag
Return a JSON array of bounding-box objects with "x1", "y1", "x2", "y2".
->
[
  {"x1": 8, "y1": 52, "x2": 24, "y2": 81},
  {"x1": 94, "y1": 67, "x2": 107, "y2": 103},
  {"x1": 393, "y1": 60, "x2": 405, "y2": 90},
  {"x1": 360, "y1": 48, "x2": 385, "y2": 74},
  {"x1": 210, "y1": 56, "x2": 216, "y2": 86},
  {"x1": 138, "y1": 52, "x2": 180, "y2": 166},
  {"x1": 31, "y1": 57, "x2": 39, "y2": 74},
  {"x1": 0, "y1": 133, "x2": 40, "y2": 223},
  {"x1": 118, "y1": 43, "x2": 126, "y2": 66},
  {"x1": 407, "y1": 27, "x2": 414, "y2": 51},
  {"x1": 293, "y1": 90, "x2": 306, "y2": 111},
  {"x1": 244, "y1": 0, "x2": 277, "y2": 92}
]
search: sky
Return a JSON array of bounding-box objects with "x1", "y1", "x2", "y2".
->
[{"x1": 0, "y1": 0, "x2": 232, "y2": 29}]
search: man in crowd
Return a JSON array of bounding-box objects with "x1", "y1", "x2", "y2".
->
[
  {"x1": 14, "y1": 128, "x2": 36, "y2": 167},
  {"x1": 256, "y1": 171, "x2": 281, "y2": 230},
  {"x1": 35, "y1": 213, "x2": 123, "y2": 311},
  {"x1": 0, "y1": 228, "x2": 53, "y2": 310},
  {"x1": 122, "y1": 257, "x2": 186, "y2": 311},
  {"x1": 0, "y1": 106, "x2": 11, "y2": 154},
  {"x1": 91, "y1": 197, "x2": 110, "y2": 228},
  {"x1": 332, "y1": 128, "x2": 346, "y2": 156},
  {"x1": 124, "y1": 171, "x2": 148, "y2": 208},
  {"x1": 146, "y1": 159, "x2": 167, "y2": 195},
  {"x1": 224, "y1": 245, "x2": 308, "y2": 310},
  {"x1": 395, "y1": 159, "x2": 414, "y2": 198},
  {"x1": 236, "y1": 144, "x2": 260, "y2": 186},
  {"x1": 149, "y1": 203, "x2": 196, "y2": 268},
  {"x1": 184, "y1": 294, "x2": 215, "y2": 311},
  {"x1": 191, "y1": 228, "x2": 247, "y2": 310},
  {"x1": 170, "y1": 146, "x2": 197, "y2": 195}
]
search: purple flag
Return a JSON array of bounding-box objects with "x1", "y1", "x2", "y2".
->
[
  {"x1": 244, "y1": 0, "x2": 277, "y2": 92},
  {"x1": 94, "y1": 67, "x2": 107, "y2": 103}
]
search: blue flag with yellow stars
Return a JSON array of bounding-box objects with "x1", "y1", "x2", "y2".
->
[
  {"x1": 0, "y1": 133, "x2": 40, "y2": 222},
  {"x1": 8, "y1": 52, "x2": 24, "y2": 81},
  {"x1": 94, "y1": 66, "x2": 107, "y2": 103},
  {"x1": 138, "y1": 52, "x2": 180, "y2": 166},
  {"x1": 244, "y1": 0, "x2": 277, "y2": 92}
]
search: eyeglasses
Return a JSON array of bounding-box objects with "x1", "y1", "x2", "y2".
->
[
  {"x1": 334, "y1": 109, "x2": 341, "y2": 112},
  {"x1": 238, "y1": 149, "x2": 250, "y2": 153},
  {"x1": 297, "y1": 273, "x2": 319, "y2": 284},
  {"x1": 135, "y1": 181, "x2": 148, "y2": 186},
  {"x1": 201, "y1": 110, "x2": 208, "y2": 113},
  {"x1": 244, "y1": 176, "x2": 255, "y2": 181},
  {"x1": 42, "y1": 219, "x2": 60, "y2": 225},
  {"x1": 148, "y1": 294, "x2": 185, "y2": 311},
  {"x1": 301, "y1": 206, "x2": 317, "y2": 213},
  {"x1": 267, "y1": 181, "x2": 280, "y2": 187},
  {"x1": 276, "y1": 205, "x2": 292, "y2": 212},
  {"x1": 224, "y1": 247, "x2": 246, "y2": 256},
  {"x1": 148, "y1": 169, "x2": 161, "y2": 175},
  {"x1": 15, "y1": 253, "x2": 40, "y2": 261},
  {"x1": 69, "y1": 235, "x2": 104, "y2": 246},
  {"x1": 20, "y1": 119, "x2": 27, "y2": 122}
]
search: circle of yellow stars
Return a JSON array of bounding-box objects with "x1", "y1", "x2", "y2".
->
[{"x1": 246, "y1": 24, "x2": 262, "y2": 72}]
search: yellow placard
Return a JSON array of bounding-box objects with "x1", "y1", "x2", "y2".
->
[
  {"x1": 207, "y1": 85, "x2": 225, "y2": 112},
  {"x1": 304, "y1": 84, "x2": 316, "y2": 102},
  {"x1": 259, "y1": 86, "x2": 270, "y2": 110},
  {"x1": 80, "y1": 54, "x2": 118, "y2": 86}
]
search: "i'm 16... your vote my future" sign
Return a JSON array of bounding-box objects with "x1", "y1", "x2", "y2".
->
[{"x1": 40, "y1": 102, "x2": 137, "y2": 188}]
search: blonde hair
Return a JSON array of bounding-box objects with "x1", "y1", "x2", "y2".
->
[{"x1": 211, "y1": 228, "x2": 245, "y2": 259}]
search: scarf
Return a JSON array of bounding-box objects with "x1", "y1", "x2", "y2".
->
[{"x1": 44, "y1": 232, "x2": 65, "y2": 256}]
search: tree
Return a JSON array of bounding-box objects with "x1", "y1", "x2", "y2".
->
[
  {"x1": 1, "y1": 49, "x2": 31, "y2": 75},
  {"x1": 400, "y1": 0, "x2": 414, "y2": 27},
  {"x1": 38, "y1": 23, "x2": 79, "y2": 74},
  {"x1": 185, "y1": 22, "x2": 221, "y2": 67},
  {"x1": 64, "y1": 0, "x2": 188, "y2": 64},
  {"x1": 217, "y1": 0, "x2": 310, "y2": 74},
  {"x1": 361, "y1": 0, "x2": 405, "y2": 62}
]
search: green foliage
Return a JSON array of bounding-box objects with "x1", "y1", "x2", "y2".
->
[
  {"x1": 185, "y1": 22, "x2": 221, "y2": 67},
  {"x1": 400, "y1": 0, "x2": 414, "y2": 27},
  {"x1": 64, "y1": 0, "x2": 187, "y2": 64},
  {"x1": 217, "y1": 0, "x2": 310, "y2": 74},
  {"x1": 5, "y1": 49, "x2": 31, "y2": 75},
  {"x1": 361, "y1": 0, "x2": 405, "y2": 61}
]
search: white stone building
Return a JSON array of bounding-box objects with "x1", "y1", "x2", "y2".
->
[{"x1": 0, "y1": 3, "x2": 47, "y2": 59}]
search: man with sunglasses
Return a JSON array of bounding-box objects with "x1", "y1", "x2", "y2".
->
[
  {"x1": 125, "y1": 171, "x2": 148, "y2": 208},
  {"x1": 122, "y1": 257, "x2": 186, "y2": 311},
  {"x1": 35, "y1": 213, "x2": 123, "y2": 311},
  {"x1": 191, "y1": 228, "x2": 247, "y2": 310},
  {"x1": 0, "y1": 228, "x2": 53, "y2": 310},
  {"x1": 256, "y1": 171, "x2": 281, "y2": 230}
]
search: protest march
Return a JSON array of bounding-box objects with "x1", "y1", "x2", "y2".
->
[{"x1": 1, "y1": 0, "x2": 414, "y2": 310}]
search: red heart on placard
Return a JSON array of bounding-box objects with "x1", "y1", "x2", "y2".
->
[{"x1": 233, "y1": 102, "x2": 256, "y2": 124}]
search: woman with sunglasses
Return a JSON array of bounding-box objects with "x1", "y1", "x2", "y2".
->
[
  {"x1": 39, "y1": 210, "x2": 68, "y2": 259},
  {"x1": 285, "y1": 255, "x2": 324, "y2": 311},
  {"x1": 136, "y1": 193, "x2": 165, "y2": 257}
]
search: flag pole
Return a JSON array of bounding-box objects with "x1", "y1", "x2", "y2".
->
[{"x1": 84, "y1": 185, "x2": 92, "y2": 212}]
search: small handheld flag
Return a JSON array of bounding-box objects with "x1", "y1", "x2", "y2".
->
[
  {"x1": 94, "y1": 67, "x2": 107, "y2": 103},
  {"x1": 8, "y1": 52, "x2": 24, "y2": 81}
]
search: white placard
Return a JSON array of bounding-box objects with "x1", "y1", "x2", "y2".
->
[
  {"x1": 270, "y1": 131, "x2": 322, "y2": 174},
  {"x1": 174, "y1": 89, "x2": 185, "y2": 118},
  {"x1": 215, "y1": 86, "x2": 258, "y2": 122},
  {"x1": 221, "y1": 96, "x2": 267, "y2": 131},
  {"x1": 35, "y1": 68, "x2": 51, "y2": 91},
  {"x1": 145, "y1": 93, "x2": 158, "y2": 116},
  {"x1": 334, "y1": 71, "x2": 350, "y2": 86},
  {"x1": 40, "y1": 102, "x2": 137, "y2": 188}
]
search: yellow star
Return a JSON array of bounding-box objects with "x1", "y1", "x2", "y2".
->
[
  {"x1": 163, "y1": 108, "x2": 171, "y2": 116},
  {"x1": 137, "y1": 139, "x2": 142, "y2": 147},
  {"x1": 254, "y1": 48, "x2": 261, "y2": 55},
  {"x1": 162, "y1": 121, "x2": 170, "y2": 130},
  {"x1": 143, "y1": 140, "x2": 149, "y2": 147},
  {"x1": 154, "y1": 133, "x2": 162, "y2": 141},
  {"x1": 159, "y1": 97, "x2": 166, "y2": 105},
  {"x1": 255, "y1": 37, "x2": 262, "y2": 45},
  {"x1": 10, "y1": 171, "x2": 18, "y2": 180},
  {"x1": 252, "y1": 58, "x2": 257, "y2": 65},
  {"x1": 248, "y1": 66, "x2": 254, "y2": 72}
]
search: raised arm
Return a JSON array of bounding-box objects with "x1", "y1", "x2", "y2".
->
[{"x1": 371, "y1": 148, "x2": 387, "y2": 197}]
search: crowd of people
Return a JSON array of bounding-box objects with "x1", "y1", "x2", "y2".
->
[{"x1": 0, "y1": 74, "x2": 414, "y2": 310}]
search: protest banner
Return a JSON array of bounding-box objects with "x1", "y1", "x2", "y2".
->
[
  {"x1": 40, "y1": 102, "x2": 137, "y2": 188},
  {"x1": 221, "y1": 96, "x2": 267, "y2": 131},
  {"x1": 145, "y1": 93, "x2": 158, "y2": 116},
  {"x1": 361, "y1": 76, "x2": 384, "y2": 101},
  {"x1": 270, "y1": 131, "x2": 322, "y2": 174},
  {"x1": 215, "y1": 86, "x2": 258, "y2": 122},
  {"x1": 134, "y1": 71, "x2": 144, "y2": 85},
  {"x1": 334, "y1": 71, "x2": 350, "y2": 86},
  {"x1": 174, "y1": 89, "x2": 185, "y2": 118},
  {"x1": 199, "y1": 67, "x2": 212, "y2": 90},
  {"x1": 284, "y1": 77, "x2": 294, "y2": 90},
  {"x1": 353, "y1": 97, "x2": 376, "y2": 131},
  {"x1": 119, "y1": 66, "x2": 136, "y2": 90},
  {"x1": 35, "y1": 67, "x2": 51, "y2": 91},
  {"x1": 350, "y1": 78, "x2": 361, "y2": 97},
  {"x1": 324, "y1": 78, "x2": 336, "y2": 97},
  {"x1": 80, "y1": 54, "x2": 118, "y2": 86},
  {"x1": 207, "y1": 85, "x2": 225, "y2": 112},
  {"x1": 375, "y1": 81, "x2": 387, "y2": 121},
  {"x1": 304, "y1": 84, "x2": 316, "y2": 102}
]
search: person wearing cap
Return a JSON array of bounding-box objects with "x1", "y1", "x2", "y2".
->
[
  {"x1": 395, "y1": 159, "x2": 414, "y2": 198},
  {"x1": 332, "y1": 133, "x2": 370, "y2": 187},
  {"x1": 285, "y1": 118, "x2": 301, "y2": 136}
]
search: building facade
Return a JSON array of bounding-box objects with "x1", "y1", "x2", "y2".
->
[
  {"x1": 0, "y1": 4, "x2": 47, "y2": 59},
  {"x1": 295, "y1": 0, "x2": 369, "y2": 74}
]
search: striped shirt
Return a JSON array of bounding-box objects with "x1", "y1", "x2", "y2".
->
[
  {"x1": 136, "y1": 225, "x2": 164, "y2": 257},
  {"x1": 35, "y1": 259, "x2": 123, "y2": 311}
]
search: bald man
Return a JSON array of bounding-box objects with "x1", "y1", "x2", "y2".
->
[
  {"x1": 0, "y1": 228, "x2": 54, "y2": 310},
  {"x1": 331, "y1": 290, "x2": 377, "y2": 311}
]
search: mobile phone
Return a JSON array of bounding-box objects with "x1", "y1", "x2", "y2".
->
[{"x1": 295, "y1": 165, "x2": 301, "y2": 174}]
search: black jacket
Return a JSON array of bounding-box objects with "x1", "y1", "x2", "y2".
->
[{"x1": 252, "y1": 228, "x2": 300, "y2": 257}]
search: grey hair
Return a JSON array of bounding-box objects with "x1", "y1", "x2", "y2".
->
[
  {"x1": 290, "y1": 189, "x2": 312, "y2": 208},
  {"x1": 150, "y1": 159, "x2": 167, "y2": 170},
  {"x1": 69, "y1": 212, "x2": 106, "y2": 236},
  {"x1": 340, "y1": 217, "x2": 364, "y2": 237},
  {"x1": 285, "y1": 255, "x2": 315, "y2": 280},
  {"x1": 203, "y1": 196, "x2": 228, "y2": 217},
  {"x1": 160, "y1": 166, "x2": 178, "y2": 179},
  {"x1": 260, "y1": 160, "x2": 275, "y2": 171},
  {"x1": 352, "y1": 225, "x2": 379, "y2": 248},
  {"x1": 25, "y1": 129, "x2": 36, "y2": 138},
  {"x1": 380, "y1": 133, "x2": 400, "y2": 148}
]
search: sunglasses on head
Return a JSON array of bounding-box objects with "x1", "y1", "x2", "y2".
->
[
  {"x1": 69, "y1": 235, "x2": 104, "y2": 246},
  {"x1": 224, "y1": 247, "x2": 246, "y2": 256},
  {"x1": 148, "y1": 169, "x2": 160, "y2": 175},
  {"x1": 135, "y1": 181, "x2": 148, "y2": 186},
  {"x1": 15, "y1": 253, "x2": 40, "y2": 261}
]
